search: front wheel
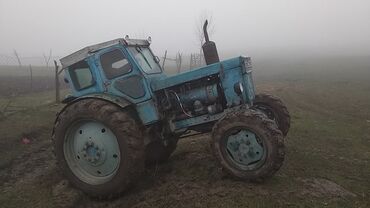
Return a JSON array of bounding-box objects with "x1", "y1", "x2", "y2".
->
[
  {"x1": 52, "y1": 99, "x2": 145, "y2": 198},
  {"x1": 253, "y1": 93, "x2": 290, "y2": 136},
  {"x1": 211, "y1": 110, "x2": 285, "y2": 180}
]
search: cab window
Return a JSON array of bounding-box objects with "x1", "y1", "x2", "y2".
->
[
  {"x1": 128, "y1": 46, "x2": 162, "y2": 74},
  {"x1": 100, "y1": 49, "x2": 132, "y2": 79},
  {"x1": 69, "y1": 60, "x2": 94, "y2": 90}
]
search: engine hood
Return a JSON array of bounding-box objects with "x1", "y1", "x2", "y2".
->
[{"x1": 150, "y1": 56, "x2": 246, "y2": 91}]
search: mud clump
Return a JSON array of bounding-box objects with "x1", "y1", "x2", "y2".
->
[{"x1": 300, "y1": 178, "x2": 356, "y2": 198}]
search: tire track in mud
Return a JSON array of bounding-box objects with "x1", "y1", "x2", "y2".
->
[
  {"x1": 0, "y1": 127, "x2": 49, "y2": 185},
  {"x1": 0, "y1": 127, "x2": 82, "y2": 208},
  {"x1": 0, "y1": 121, "x2": 361, "y2": 208}
]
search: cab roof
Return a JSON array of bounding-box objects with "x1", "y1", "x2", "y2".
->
[{"x1": 60, "y1": 38, "x2": 150, "y2": 69}]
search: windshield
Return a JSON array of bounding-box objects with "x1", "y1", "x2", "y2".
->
[{"x1": 128, "y1": 46, "x2": 162, "y2": 74}]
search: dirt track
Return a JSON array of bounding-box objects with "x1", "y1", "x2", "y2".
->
[{"x1": 1, "y1": 129, "x2": 361, "y2": 208}]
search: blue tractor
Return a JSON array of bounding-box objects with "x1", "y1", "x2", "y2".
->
[{"x1": 53, "y1": 21, "x2": 290, "y2": 197}]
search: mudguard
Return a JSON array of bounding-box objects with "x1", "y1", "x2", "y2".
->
[
  {"x1": 60, "y1": 94, "x2": 159, "y2": 125},
  {"x1": 59, "y1": 93, "x2": 132, "y2": 115}
]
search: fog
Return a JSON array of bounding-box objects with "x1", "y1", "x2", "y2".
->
[{"x1": 1, "y1": 0, "x2": 370, "y2": 58}]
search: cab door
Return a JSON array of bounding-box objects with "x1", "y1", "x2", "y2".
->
[{"x1": 94, "y1": 45, "x2": 151, "y2": 104}]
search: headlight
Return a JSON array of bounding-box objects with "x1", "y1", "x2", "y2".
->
[
  {"x1": 234, "y1": 82, "x2": 244, "y2": 95},
  {"x1": 244, "y1": 57, "x2": 252, "y2": 69}
]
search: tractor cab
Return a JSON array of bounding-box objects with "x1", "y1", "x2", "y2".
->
[{"x1": 61, "y1": 38, "x2": 165, "y2": 103}]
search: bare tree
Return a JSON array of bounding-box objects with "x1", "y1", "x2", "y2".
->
[
  {"x1": 43, "y1": 49, "x2": 52, "y2": 68},
  {"x1": 13, "y1": 50, "x2": 22, "y2": 67}
]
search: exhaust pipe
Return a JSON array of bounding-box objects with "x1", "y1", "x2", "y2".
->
[{"x1": 202, "y1": 20, "x2": 220, "y2": 65}]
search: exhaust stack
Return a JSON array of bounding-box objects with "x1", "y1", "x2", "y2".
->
[{"x1": 202, "y1": 20, "x2": 220, "y2": 65}]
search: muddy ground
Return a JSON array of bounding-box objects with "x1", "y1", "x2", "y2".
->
[{"x1": 0, "y1": 57, "x2": 370, "y2": 207}]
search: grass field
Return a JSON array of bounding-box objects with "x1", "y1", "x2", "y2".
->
[
  {"x1": 0, "y1": 65, "x2": 67, "y2": 97},
  {"x1": 0, "y1": 56, "x2": 369, "y2": 208}
]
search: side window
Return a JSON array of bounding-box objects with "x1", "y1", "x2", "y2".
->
[
  {"x1": 100, "y1": 49, "x2": 132, "y2": 79},
  {"x1": 69, "y1": 60, "x2": 94, "y2": 90}
]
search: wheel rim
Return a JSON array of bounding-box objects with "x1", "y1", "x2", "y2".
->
[
  {"x1": 64, "y1": 120, "x2": 121, "y2": 185},
  {"x1": 225, "y1": 129, "x2": 266, "y2": 170}
]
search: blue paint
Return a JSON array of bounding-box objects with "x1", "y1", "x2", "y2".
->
[
  {"x1": 173, "y1": 111, "x2": 225, "y2": 130},
  {"x1": 93, "y1": 45, "x2": 152, "y2": 104},
  {"x1": 178, "y1": 84, "x2": 218, "y2": 105},
  {"x1": 150, "y1": 57, "x2": 241, "y2": 91},
  {"x1": 136, "y1": 100, "x2": 160, "y2": 125},
  {"x1": 220, "y1": 65, "x2": 244, "y2": 107},
  {"x1": 62, "y1": 39, "x2": 256, "y2": 130},
  {"x1": 172, "y1": 105, "x2": 246, "y2": 130}
]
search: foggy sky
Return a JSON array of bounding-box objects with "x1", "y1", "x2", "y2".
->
[{"x1": 1, "y1": 0, "x2": 370, "y2": 58}]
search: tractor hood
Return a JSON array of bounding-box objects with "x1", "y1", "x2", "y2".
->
[{"x1": 151, "y1": 56, "x2": 247, "y2": 91}]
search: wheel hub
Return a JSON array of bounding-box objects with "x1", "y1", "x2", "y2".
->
[
  {"x1": 81, "y1": 140, "x2": 105, "y2": 165},
  {"x1": 226, "y1": 130, "x2": 264, "y2": 167},
  {"x1": 64, "y1": 120, "x2": 121, "y2": 185}
]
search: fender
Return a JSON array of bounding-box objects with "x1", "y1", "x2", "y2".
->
[
  {"x1": 51, "y1": 93, "x2": 135, "y2": 157},
  {"x1": 59, "y1": 94, "x2": 159, "y2": 125},
  {"x1": 58, "y1": 93, "x2": 132, "y2": 117}
]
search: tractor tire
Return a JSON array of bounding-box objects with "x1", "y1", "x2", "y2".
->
[
  {"x1": 253, "y1": 93, "x2": 290, "y2": 136},
  {"x1": 145, "y1": 136, "x2": 178, "y2": 164},
  {"x1": 211, "y1": 109, "x2": 285, "y2": 181},
  {"x1": 52, "y1": 99, "x2": 144, "y2": 198}
]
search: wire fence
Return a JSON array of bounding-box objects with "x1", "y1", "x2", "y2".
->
[
  {"x1": 0, "y1": 51, "x2": 206, "y2": 97},
  {"x1": 160, "y1": 51, "x2": 205, "y2": 74},
  {"x1": 0, "y1": 52, "x2": 204, "y2": 71},
  {"x1": 0, "y1": 53, "x2": 64, "y2": 98},
  {"x1": 0, "y1": 54, "x2": 62, "y2": 66}
]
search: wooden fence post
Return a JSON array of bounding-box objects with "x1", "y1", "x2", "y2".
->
[
  {"x1": 162, "y1": 50, "x2": 167, "y2": 70},
  {"x1": 29, "y1": 65, "x2": 33, "y2": 92},
  {"x1": 176, "y1": 52, "x2": 182, "y2": 74},
  {"x1": 54, "y1": 60, "x2": 60, "y2": 103},
  {"x1": 190, "y1": 54, "x2": 194, "y2": 69}
]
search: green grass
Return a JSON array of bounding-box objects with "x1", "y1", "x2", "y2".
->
[
  {"x1": 0, "y1": 65, "x2": 54, "y2": 77},
  {"x1": 0, "y1": 90, "x2": 68, "y2": 168},
  {"x1": 0, "y1": 90, "x2": 67, "y2": 107},
  {"x1": 0, "y1": 56, "x2": 370, "y2": 207}
]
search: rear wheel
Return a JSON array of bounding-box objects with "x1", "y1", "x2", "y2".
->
[
  {"x1": 52, "y1": 99, "x2": 144, "y2": 198},
  {"x1": 211, "y1": 109, "x2": 285, "y2": 180},
  {"x1": 253, "y1": 93, "x2": 290, "y2": 136}
]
